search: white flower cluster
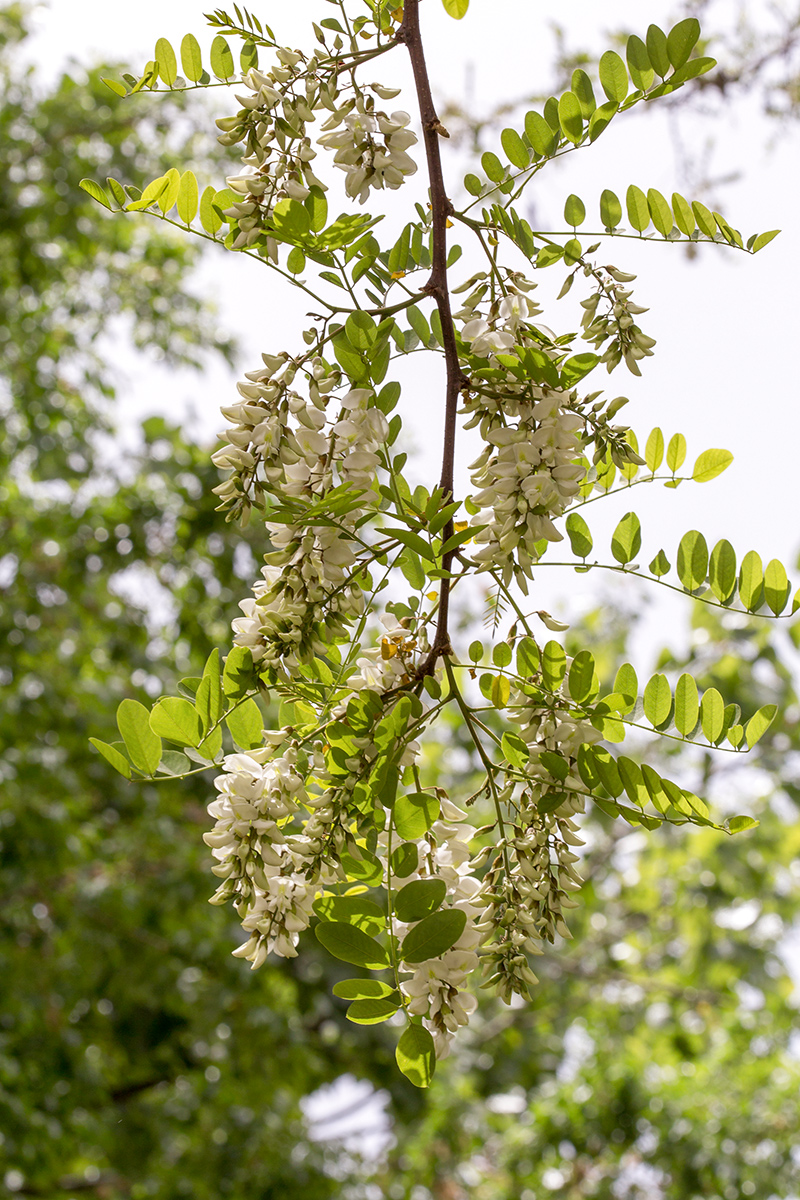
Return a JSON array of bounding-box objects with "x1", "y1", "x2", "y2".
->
[
  {"x1": 345, "y1": 612, "x2": 433, "y2": 694},
  {"x1": 215, "y1": 49, "x2": 417, "y2": 254},
  {"x1": 457, "y1": 290, "x2": 586, "y2": 587},
  {"x1": 213, "y1": 357, "x2": 391, "y2": 669},
  {"x1": 479, "y1": 688, "x2": 599, "y2": 999},
  {"x1": 381, "y1": 800, "x2": 488, "y2": 1060},
  {"x1": 580, "y1": 265, "x2": 656, "y2": 376},
  {"x1": 205, "y1": 744, "x2": 337, "y2": 967},
  {"x1": 317, "y1": 98, "x2": 418, "y2": 203}
]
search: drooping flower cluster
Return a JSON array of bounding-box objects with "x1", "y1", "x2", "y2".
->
[
  {"x1": 317, "y1": 98, "x2": 418, "y2": 203},
  {"x1": 212, "y1": 356, "x2": 391, "y2": 670},
  {"x1": 205, "y1": 743, "x2": 334, "y2": 966},
  {"x1": 478, "y1": 676, "x2": 600, "y2": 1000},
  {"x1": 384, "y1": 801, "x2": 489, "y2": 1059}
]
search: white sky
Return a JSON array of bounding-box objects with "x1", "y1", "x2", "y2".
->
[{"x1": 24, "y1": 0, "x2": 800, "y2": 640}]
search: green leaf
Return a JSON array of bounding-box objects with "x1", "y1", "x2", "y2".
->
[
  {"x1": 644, "y1": 427, "x2": 664, "y2": 472},
  {"x1": 617, "y1": 757, "x2": 648, "y2": 808},
  {"x1": 674, "y1": 674, "x2": 699, "y2": 737},
  {"x1": 557, "y1": 91, "x2": 583, "y2": 144},
  {"x1": 199, "y1": 185, "x2": 223, "y2": 235},
  {"x1": 500, "y1": 127, "x2": 529, "y2": 169},
  {"x1": 286, "y1": 247, "x2": 306, "y2": 274},
  {"x1": 643, "y1": 674, "x2": 672, "y2": 728},
  {"x1": 481, "y1": 151, "x2": 505, "y2": 183},
  {"x1": 332, "y1": 978, "x2": 396, "y2": 1001},
  {"x1": 517, "y1": 637, "x2": 540, "y2": 676},
  {"x1": 611, "y1": 512, "x2": 641, "y2": 565},
  {"x1": 176, "y1": 171, "x2": 199, "y2": 225},
  {"x1": 599, "y1": 188, "x2": 622, "y2": 231},
  {"x1": 180, "y1": 33, "x2": 203, "y2": 81},
  {"x1": 564, "y1": 194, "x2": 586, "y2": 227},
  {"x1": 89, "y1": 738, "x2": 131, "y2": 779},
  {"x1": 700, "y1": 688, "x2": 725, "y2": 744},
  {"x1": 588, "y1": 100, "x2": 619, "y2": 142},
  {"x1": 101, "y1": 77, "x2": 128, "y2": 98},
  {"x1": 626, "y1": 185, "x2": 650, "y2": 233},
  {"x1": 746, "y1": 704, "x2": 777, "y2": 748},
  {"x1": 106, "y1": 178, "x2": 127, "y2": 210},
  {"x1": 395, "y1": 879, "x2": 447, "y2": 924},
  {"x1": 541, "y1": 640, "x2": 566, "y2": 691},
  {"x1": 614, "y1": 663, "x2": 638, "y2": 711},
  {"x1": 692, "y1": 448, "x2": 733, "y2": 482},
  {"x1": 158, "y1": 750, "x2": 192, "y2": 776},
  {"x1": 222, "y1": 645, "x2": 253, "y2": 699},
  {"x1": 667, "y1": 18, "x2": 700, "y2": 69},
  {"x1": 709, "y1": 540, "x2": 737, "y2": 603},
  {"x1": 313, "y1": 895, "x2": 385, "y2": 935},
  {"x1": 752, "y1": 229, "x2": 780, "y2": 253},
  {"x1": 304, "y1": 186, "x2": 328, "y2": 233},
  {"x1": 400, "y1": 909, "x2": 467, "y2": 964},
  {"x1": 647, "y1": 188, "x2": 673, "y2": 237},
  {"x1": 568, "y1": 650, "x2": 599, "y2": 704},
  {"x1": 676, "y1": 530, "x2": 709, "y2": 592},
  {"x1": 240, "y1": 39, "x2": 258, "y2": 73},
  {"x1": 149, "y1": 698, "x2": 203, "y2": 747},
  {"x1": 315, "y1": 922, "x2": 391, "y2": 970},
  {"x1": 157, "y1": 167, "x2": 180, "y2": 215},
  {"x1": 599, "y1": 50, "x2": 629, "y2": 102},
  {"x1": 565, "y1": 512, "x2": 593, "y2": 559},
  {"x1": 764, "y1": 559, "x2": 790, "y2": 615},
  {"x1": 79, "y1": 179, "x2": 112, "y2": 211},
  {"x1": 692, "y1": 200, "x2": 717, "y2": 238},
  {"x1": 591, "y1": 746, "x2": 623, "y2": 798},
  {"x1": 225, "y1": 697, "x2": 263, "y2": 750},
  {"x1": 524, "y1": 110, "x2": 557, "y2": 157},
  {"x1": 341, "y1": 848, "x2": 383, "y2": 887},
  {"x1": 155, "y1": 37, "x2": 178, "y2": 86},
  {"x1": 491, "y1": 674, "x2": 511, "y2": 708},
  {"x1": 571, "y1": 68, "x2": 596, "y2": 118},
  {"x1": 393, "y1": 792, "x2": 440, "y2": 840},
  {"x1": 442, "y1": 0, "x2": 469, "y2": 17},
  {"x1": 385, "y1": 526, "x2": 435, "y2": 562},
  {"x1": 672, "y1": 192, "x2": 696, "y2": 236},
  {"x1": 626, "y1": 34, "x2": 654, "y2": 91},
  {"x1": 347, "y1": 998, "x2": 399, "y2": 1025},
  {"x1": 396, "y1": 1023, "x2": 435, "y2": 1088},
  {"x1": 738, "y1": 550, "x2": 764, "y2": 612},
  {"x1": 666, "y1": 433, "x2": 687, "y2": 472},
  {"x1": 649, "y1": 549, "x2": 671, "y2": 577},
  {"x1": 210, "y1": 35, "x2": 235, "y2": 80},
  {"x1": 406, "y1": 305, "x2": 431, "y2": 345},
  {"x1": 117, "y1": 699, "x2": 162, "y2": 775},
  {"x1": 727, "y1": 815, "x2": 759, "y2": 834},
  {"x1": 390, "y1": 842, "x2": 418, "y2": 880},
  {"x1": 502, "y1": 731, "x2": 530, "y2": 769},
  {"x1": 646, "y1": 24, "x2": 671, "y2": 77}
]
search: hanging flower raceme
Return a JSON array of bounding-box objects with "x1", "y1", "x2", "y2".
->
[{"x1": 317, "y1": 98, "x2": 418, "y2": 202}]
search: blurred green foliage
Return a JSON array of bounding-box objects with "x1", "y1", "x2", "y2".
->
[{"x1": 1, "y1": 6, "x2": 799, "y2": 1197}]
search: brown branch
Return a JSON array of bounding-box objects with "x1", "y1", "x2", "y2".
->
[{"x1": 397, "y1": 0, "x2": 469, "y2": 676}]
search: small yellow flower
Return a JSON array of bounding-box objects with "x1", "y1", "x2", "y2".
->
[{"x1": 391, "y1": 270, "x2": 406, "y2": 280}]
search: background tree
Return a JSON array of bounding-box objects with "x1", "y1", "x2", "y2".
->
[{"x1": 2, "y1": 3, "x2": 799, "y2": 1197}]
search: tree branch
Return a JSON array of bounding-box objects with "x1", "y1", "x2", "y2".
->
[{"x1": 397, "y1": 0, "x2": 469, "y2": 674}]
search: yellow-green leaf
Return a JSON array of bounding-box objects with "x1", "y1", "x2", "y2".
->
[
  {"x1": 79, "y1": 178, "x2": 112, "y2": 211},
  {"x1": 199, "y1": 185, "x2": 223, "y2": 235},
  {"x1": 176, "y1": 171, "x2": 199, "y2": 225},
  {"x1": 626, "y1": 185, "x2": 650, "y2": 233},
  {"x1": 155, "y1": 37, "x2": 178, "y2": 86},
  {"x1": 442, "y1": 0, "x2": 469, "y2": 15},
  {"x1": 157, "y1": 167, "x2": 181, "y2": 215},
  {"x1": 181, "y1": 33, "x2": 203, "y2": 82},
  {"x1": 764, "y1": 559, "x2": 790, "y2": 615},
  {"x1": 692, "y1": 448, "x2": 733, "y2": 482}
]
